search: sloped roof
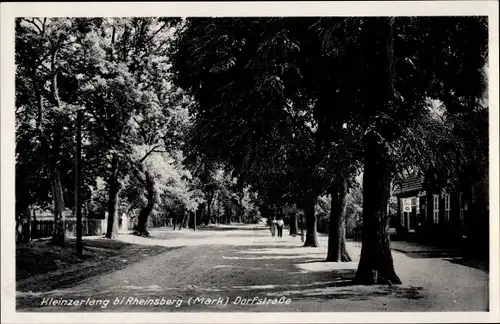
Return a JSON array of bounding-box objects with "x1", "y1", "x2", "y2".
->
[{"x1": 393, "y1": 175, "x2": 424, "y2": 196}]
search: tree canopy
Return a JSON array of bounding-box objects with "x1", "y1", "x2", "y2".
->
[{"x1": 169, "y1": 16, "x2": 488, "y2": 283}]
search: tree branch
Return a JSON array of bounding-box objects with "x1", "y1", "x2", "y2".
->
[
  {"x1": 146, "y1": 22, "x2": 169, "y2": 45},
  {"x1": 139, "y1": 40, "x2": 169, "y2": 62},
  {"x1": 21, "y1": 18, "x2": 43, "y2": 34},
  {"x1": 130, "y1": 163, "x2": 148, "y2": 187},
  {"x1": 139, "y1": 144, "x2": 164, "y2": 164},
  {"x1": 110, "y1": 24, "x2": 116, "y2": 61},
  {"x1": 31, "y1": 66, "x2": 44, "y2": 129},
  {"x1": 42, "y1": 18, "x2": 47, "y2": 35},
  {"x1": 34, "y1": 18, "x2": 46, "y2": 32},
  {"x1": 50, "y1": 48, "x2": 61, "y2": 108}
]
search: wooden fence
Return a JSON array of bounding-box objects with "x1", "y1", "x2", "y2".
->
[{"x1": 17, "y1": 219, "x2": 106, "y2": 241}]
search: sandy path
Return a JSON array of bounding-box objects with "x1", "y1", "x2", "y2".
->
[{"x1": 17, "y1": 225, "x2": 488, "y2": 312}]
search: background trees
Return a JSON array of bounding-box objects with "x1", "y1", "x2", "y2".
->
[
  {"x1": 15, "y1": 17, "x2": 210, "y2": 243},
  {"x1": 170, "y1": 18, "x2": 349, "y2": 249}
]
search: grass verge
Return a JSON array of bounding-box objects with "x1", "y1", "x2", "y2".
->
[{"x1": 16, "y1": 237, "x2": 181, "y2": 293}]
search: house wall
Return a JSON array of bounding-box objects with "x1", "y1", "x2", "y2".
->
[
  {"x1": 402, "y1": 190, "x2": 473, "y2": 247},
  {"x1": 394, "y1": 171, "x2": 488, "y2": 257},
  {"x1": 395, "y1": 190, "x2": 469, "y2": 246}
]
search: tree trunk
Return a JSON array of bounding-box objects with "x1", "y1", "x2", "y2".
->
[
  {"x1": 105, "y1": 159, "x2": 120, "y2": 239},
  {"x1": 326, "y1": 179, "x2": 352, "y2": 262},
  {"x1": 289, "y1": 213, "x2": 298, "y2": 236},
  {"x1": 48, "y1": 120, "x2": 66, "y2": 246},
  {"x1": 134, "y1": 171, "x2": 155, "y2": 237},
  {"x1": 353, "y1": 132, "x2": 401, "y2": 285},
  {"x1": 188, "y1": 211, "x2": 196, "y2": 231},
  {"x1": 31, "y1": 67, "x2": 44, "y2": 129},
  {"x1": 50, "y1": 167, "x2": 65, "y2": 246},
  {"x1": 47, "y1": 55, "x2": 65, "y2": 246},
  {"x1": 188, "y1": 211, "x2": 194, "y2": 229},
  {"x1": 237, "y1": 190, "x2": 244, "y2": 223},
  {"x1": 300, "y1": 213, "x2": 305, "y2": 242},
  {"x1": 22, "y1": 206, "x2": 32, "y2": 243},
  {"x1": 182, "y1": 211, "x2": 189, "y2": 228},
  {"x1": 205, "y1": 192, "x2": 212, "y2": 226},
  {"x1": 75, "y1": 110, "x2": 83, "y2": 257},
  {"x1": 303, "y1": 198, "x2": 319, "y2": 247},
  {"x1": 177, "y1": 213, "x2": 184, "y2": 230},
  {"x1": 178, "y1": 213, "x2": 184, "y2": 230},
  {"x1": 193, "y1": 211, "x2": 197, "y2": 231},
  {"x1": 196, "y1": 204, "x2": 204, "y2": 228},
  {"x1": 216, "y1": 193, "x2": 221, "y2": 225}
]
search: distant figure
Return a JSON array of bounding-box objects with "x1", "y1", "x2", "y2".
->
[
  {"x1": 277, "y1": 218, "x2": 284, "y2": 238},
  {"x1": 270, "y1": 217, "x2": 277, "y2": 237}
]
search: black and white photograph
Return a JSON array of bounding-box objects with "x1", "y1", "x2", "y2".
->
[{"x1": 1, "y1": 1, "x2": 499, "y2": 323}]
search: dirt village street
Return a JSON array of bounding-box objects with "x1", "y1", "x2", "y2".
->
[{"x1": 16, "y1": 224, "x2": 489, "y2": 312}]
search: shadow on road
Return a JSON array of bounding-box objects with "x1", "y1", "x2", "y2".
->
[
  {"x1": 195, "y1": 225, "x2": 269, "y2": 232},
  {"x1": 199, "y1": 244, "x2": 425, "y2": 307},
  {"x1": 401, "y1": 251, "x2": 462, "y2": 259},
  {"x1": 444, "y1": 257, "x2": 488, "y2": 271}
]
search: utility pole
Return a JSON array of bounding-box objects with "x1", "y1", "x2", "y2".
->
[{"x1": 75, "y1": 110, "x2": 83, "y2": 258}]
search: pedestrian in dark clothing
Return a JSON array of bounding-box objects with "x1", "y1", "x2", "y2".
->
[{"x1": 270, "y1": 217, "x2": 277, "y2": 237}]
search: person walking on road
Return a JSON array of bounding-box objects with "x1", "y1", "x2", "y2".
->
[
  {"x1": 270, "y1": 217, "x2": 277, "y2": 237},
  {"x1": 277, "y1": 218, "x2": 284, "y2": 238}
]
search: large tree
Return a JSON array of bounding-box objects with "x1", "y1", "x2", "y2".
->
[
  {"x1": 76, "y1": 18, "x2": 183, "y2": 238},
  {"x1": 309, "y1": 17, "x2": 487, "y2": 284},
  {"x1": 15, "y1": 18, "x2": 101, "y2": 245}
]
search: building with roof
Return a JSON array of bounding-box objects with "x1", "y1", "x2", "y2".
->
[{"x1": 392, "y1": 173, "x2": 474, "y2": 248}]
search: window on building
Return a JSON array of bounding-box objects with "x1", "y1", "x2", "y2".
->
[
  {"x1": 433, "y1": 194, "x2": 439, "y2": 224},
  {"x1": 444, "y1": 194, "x2": 451, "y2": 222}
]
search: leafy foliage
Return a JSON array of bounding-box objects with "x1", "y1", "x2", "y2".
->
[{"x1": 14, "y1": 17, "x2": 218, "y2": 238}]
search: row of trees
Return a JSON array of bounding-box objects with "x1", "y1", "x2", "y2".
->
[
  {"x1": 15, "y1": 18, "x2": 261, "y2": 245},
  {"x1": 168, "y1": 17, "x2": 488, "y2": 284},
  {"x1": 16, "y1": 16, "x2": 488, "y2": 285}
]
